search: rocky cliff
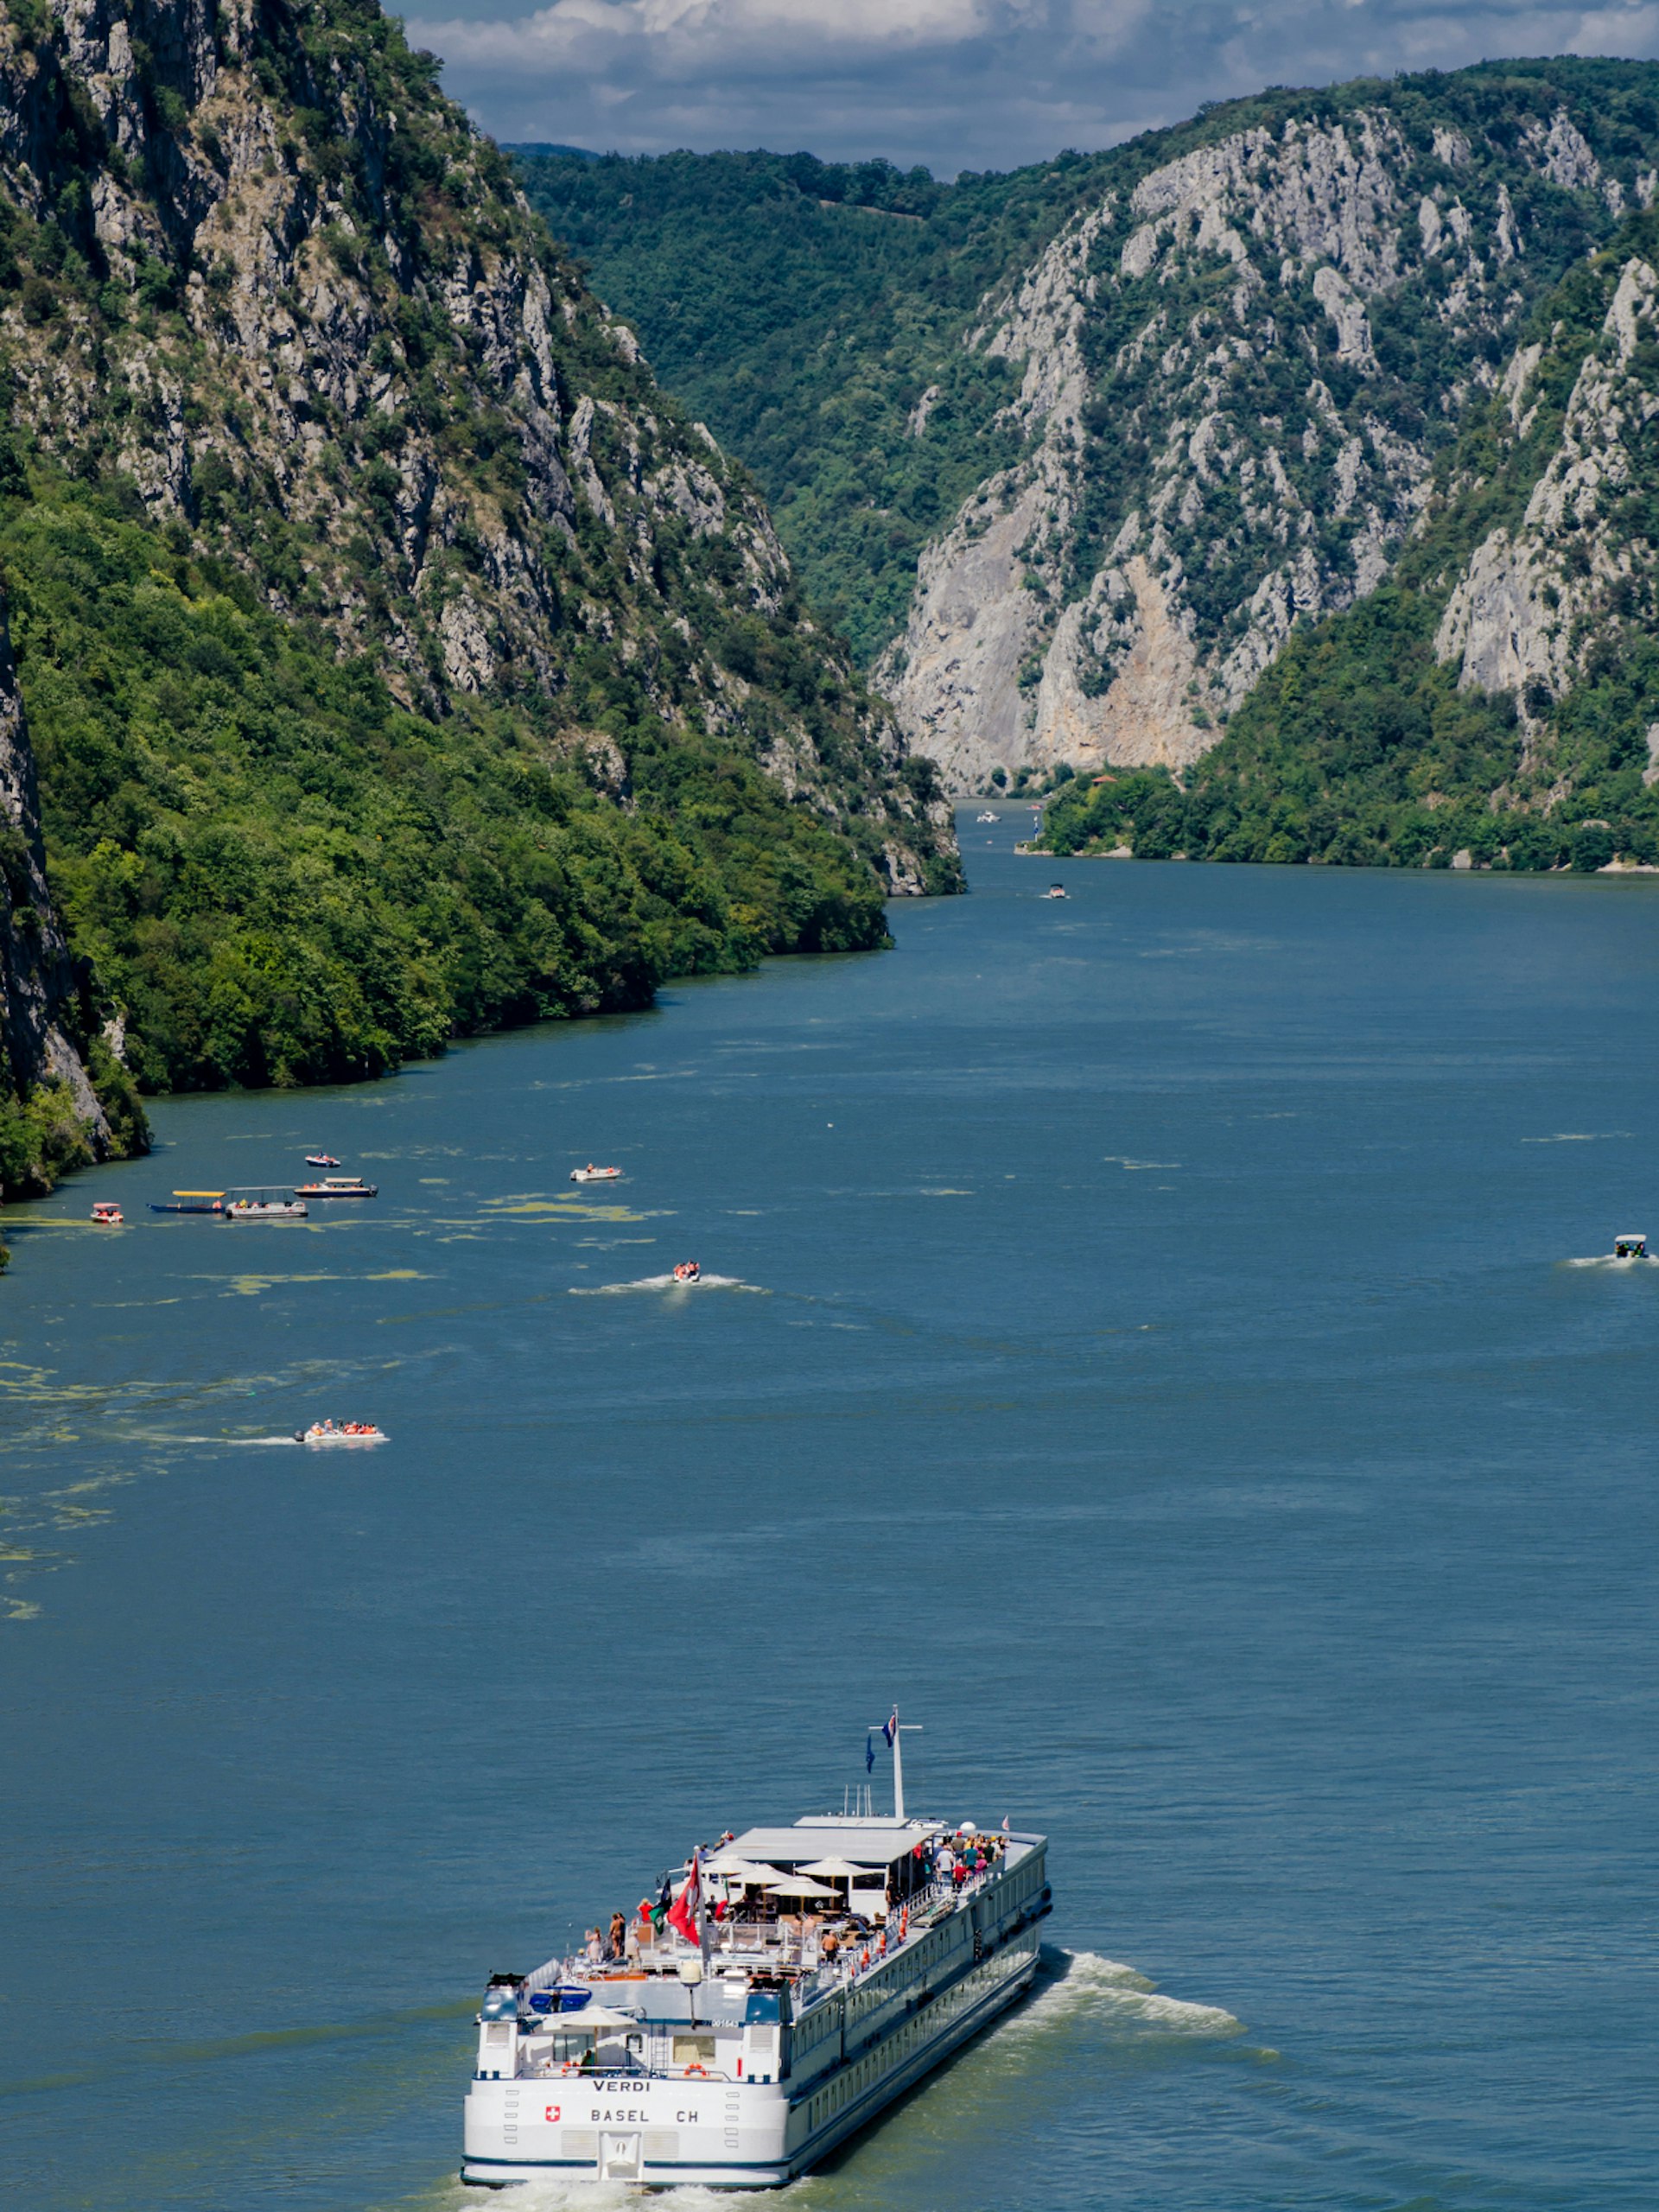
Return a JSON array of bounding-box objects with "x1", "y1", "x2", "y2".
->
[
  {"x1": 1033, "y1": 200, "x2": 1659, "y2": 872},
  {"x1": 876, "y1": 64, "x2": 1659, "y2": 790},
  {"x1": 0, "y1": 0, "x2": 958, "y2": 1167},
  {"x1": 0, "y1": 586, "x2": 141, "y2": 1198}
]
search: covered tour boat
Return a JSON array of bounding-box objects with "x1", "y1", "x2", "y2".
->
[
  {"x1": 461, "y1": 1712, "x2": 1049, "y2": 2189},
  {"x1": 90, "y1": 1201, "x2": 124, "y2": 1225},
  {"x1": 294, "y1": 1175, "x2": 378, "y2": 1199},
  {"x1": 149, "y1": 1191, "x2": 226, "y2": 1214},
  {"x1": 224, "y1": 1186, "x2": 309, "y2": 1219},
  {"x1": 1614, "y1": 1232, "x2": 1648, "y2": 1259}
]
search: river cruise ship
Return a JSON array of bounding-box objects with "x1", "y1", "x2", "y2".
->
[{"x1": 461, "y1": 1734, "x2": 1050, "y2": 2188}]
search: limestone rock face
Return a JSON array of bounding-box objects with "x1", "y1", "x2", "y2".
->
[
  {"x1": 880, "y1": 97, "x2": 1638, "y2": 789},
  {"x1": 0, "y1": 0, "x2": 954, "y2": 890},
  {"x1": 1437, "y1": 256, "x2": 1659, "y2": 743}
]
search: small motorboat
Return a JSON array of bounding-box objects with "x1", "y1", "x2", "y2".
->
[
  {"x1": 1614, "y1": 1232, "x2": 1648, "y2": 1259},
  {"x1": 305, "y1": 1153, "x2": 341, "y2": 1169},
  {"x1": 226, "y1": 1197, "x2": 309, "y2": 1219},
  {"x1": 976, "y1": 810, "x2": 1000, "y2": 823},
  {"x1": 294, "y1": 1175, "x2": 378, "y2": 1198},
  {"x1": 570, "y1": 1164, "x2": 623, "y2": 1183},
  {"x1": 1044, "y1": 883, "x2": 1068, "y2": 899},
  {"x1": 296, "y1": 1421, "x2": 388, "y2": 1446},
  {"x1": 672, "y1": 1260, "x2": 702, "y2": 1283},
  {"x1": 90, "y1": 1201, "x2": 124, "y2": 1225}
]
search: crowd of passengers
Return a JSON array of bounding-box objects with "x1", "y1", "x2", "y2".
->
[{"x1": 578, "y1": 1829, "x2": 1010, "y2": 1973}]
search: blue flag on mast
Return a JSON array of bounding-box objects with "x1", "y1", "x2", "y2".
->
[{"x1": 865, "y1": 1731, "x2": 875, "y2": 1773}]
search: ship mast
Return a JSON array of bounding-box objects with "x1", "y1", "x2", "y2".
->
[{"x1": 871, "y1": 1706, "x2": 923, "y2": 1820}]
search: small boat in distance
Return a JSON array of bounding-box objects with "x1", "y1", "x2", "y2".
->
[
  {"x1": 90, "y1": 1201, "x2": 123, "y2": 1225},
  {"x1": 1614, "y1": 1231, "x2": 1648, "y2": 1258},
  {"x1": 294, "y1": 1175, "x2": 378, "y2": 1199},
  {"x1": 149, "y1": 1191, "x2": 226, "y2": 1214},
  {"x1": 1044, "y1": 883, "x2": 1068, "y2": 899},
  {"x1": 296, "y1": 1421, "x2": 387, "y2": 1446},
  {"x1": 305, "y1": 1152, "x2": 341, "y2": 1169},
  {"x1": 569, "y1": 1164, "x2": 623, "y2": 1183},
  {"x1": 672, "y1": 1259, "x2": 702, "y2": 1282},
  {"x1": 977, "y1": 810, "x2": 1000, "y2": 823}
]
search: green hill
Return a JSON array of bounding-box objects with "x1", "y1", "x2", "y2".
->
[{"x1": 0, "y1": 0, "x2": 959, "y2": 1202}]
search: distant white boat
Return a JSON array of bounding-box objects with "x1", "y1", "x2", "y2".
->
[
  {"x1": 976, "y1": 810, "x2": 1000, "y2": 823},
  {"x1": 296, "y1": 1421, "x2": 387, "y2": 1446},
  {"x1": 1043, "y1": 883, "x2": 1068, "y2": 899},
  {"x1": 570, "y1": 1164, "x2": 623, "y2": 1183}
]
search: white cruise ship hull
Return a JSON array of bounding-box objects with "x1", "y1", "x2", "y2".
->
[
  {"x1": 457, "y1": 1814, "x2": 1052, "y2": 2194},
  {"x1": 464, "y1": 1930, "x2": 1039, "y2": 2187},
  {"x1": 461, "y1": 1836, "x2": 1050, "y2": 2190}
]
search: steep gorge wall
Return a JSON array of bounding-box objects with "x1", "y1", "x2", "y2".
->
[{"x1": 879, "y1": 73, "x2": 1659, "y2": 790}]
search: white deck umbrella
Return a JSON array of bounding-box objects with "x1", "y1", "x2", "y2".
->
[
  {"x1": 797, "y1": 1858, "x2": 880, "y2": 1880},
  {"x1": 766, "y1": 1877, "x2": 837, "y2": 1899},
  {"x1": 543, "y1": 2003, "x2": 639, "y2": 2032}
]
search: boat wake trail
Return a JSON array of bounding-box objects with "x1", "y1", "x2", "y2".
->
[
  {"x1": 1000, "y1": 1947, "x2": 1242, "y2": 2040},
  {"x1": 1564, "y1": 1255, "x2": 1659, "y2": 1268},
  {"x1": 570, "y1": 1273, "x2": 766, "y2": 1296}
]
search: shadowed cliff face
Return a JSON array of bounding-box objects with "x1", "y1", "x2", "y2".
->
[
  {"x1": 874, "y1": 75, "x2": 1659, "y2": 791},
  {"x1": 0, "y1": 593, "x2": 135, "y2": 1190},
  {"x1": 0, "y1": 0, "x2": 956, "y2": 875}
]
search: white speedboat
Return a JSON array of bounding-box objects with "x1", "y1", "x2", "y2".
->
[
  {"x1": 672, "y1": 1260, "x2": 702, "y2": 1282},
  {"x1": 569, "y1": 1165, "x2": 623, "y2": 1183},
  {"x1": 1043, "y1": 883, "x2": 1068, "y2": 899},
  {"x1": 976, "y1": 810, "x2": 1000, "y2": 823},
  {"x1": 461, "y1": 1713, "x2": 1049, "y2": 2189},
  {"x1": 296, "y1": 1421, "x2": 387, "y2": 1446},
  {"x1": 1614, "y1": 1232, "x2": 1648, "y2": 1259}
]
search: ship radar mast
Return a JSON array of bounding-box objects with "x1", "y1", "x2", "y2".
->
[{"x1": 869, "y1": 1706, "x2": 924, "y2": 1819}]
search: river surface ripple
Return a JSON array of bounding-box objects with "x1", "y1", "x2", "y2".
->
[{"x1": 3, "y1": 815, "x2": 1656, "y2": 2210}]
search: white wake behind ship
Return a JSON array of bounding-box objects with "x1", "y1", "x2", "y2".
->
[{"x1": 461, "y1": 1718, "x2": 1050, "y2": 2188}]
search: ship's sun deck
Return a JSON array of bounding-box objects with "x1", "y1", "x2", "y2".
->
[{"x1": 498, "y1": 1822, "x2": 1042, "y2": 2085}]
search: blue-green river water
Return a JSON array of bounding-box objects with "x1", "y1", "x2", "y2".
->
[{"x1": 3, "y1": 814, "x2": 1656, "y2": 2211}]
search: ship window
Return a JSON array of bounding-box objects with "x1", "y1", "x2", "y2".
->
[{"x1": 672, "y1": 2035, "x2": 716, "y2": 2066}]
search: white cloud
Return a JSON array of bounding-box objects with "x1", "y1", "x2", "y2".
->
[{"x1": 400, "y1": 0, "x2": 1659, "y2": 170}]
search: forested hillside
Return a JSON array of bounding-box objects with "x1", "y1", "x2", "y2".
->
[{"x1": 0, "y1": 0, "x2": 959, "y2": 1201}]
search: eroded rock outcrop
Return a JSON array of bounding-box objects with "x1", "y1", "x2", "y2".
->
[
  {"x1": 0, "y1": 594, "x2": 131, "y2": 1188},
  {"x1": 880, "y1": 95, "x2": 1640, "y2": 789}
]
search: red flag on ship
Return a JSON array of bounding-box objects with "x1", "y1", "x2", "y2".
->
[{"x1": 665, "y1": 1852, "x2": 702, "y2": 1944}]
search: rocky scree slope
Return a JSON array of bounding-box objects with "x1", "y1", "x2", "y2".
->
[
  {"x1": 876, "y1": 61, "x2": 1659, "y2": 790},
  {"x1": 1037, "y1": 203, "x2": 1659, "y2": 870},
  {"x1": 0, "y1": 0, "x2": 957, "y2": 1185}
]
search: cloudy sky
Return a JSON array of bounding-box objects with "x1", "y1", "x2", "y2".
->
[{"x1": 402, "y1": 0, "x2": 1659, "y2": 173}]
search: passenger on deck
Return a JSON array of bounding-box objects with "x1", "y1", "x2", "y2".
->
[{"x1": 609, "y1": 1910, "x2": 626, "y2": 1959}]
